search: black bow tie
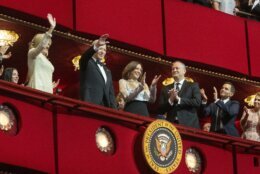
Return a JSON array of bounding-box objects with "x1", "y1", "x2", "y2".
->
[{"x1": 96, "y1": 60, "x2": 104, "y2": 66}]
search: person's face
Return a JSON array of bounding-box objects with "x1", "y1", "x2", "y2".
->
[
  {"x1": 129, "y1": 64, "x2": 142, "y2": 80},
  {"x1": 254, "y1": 95, "x2": 260, "y2": 109},
  {"x1": 203, "y1": 123, "x2": 211, "y2": 132},
  {"x1": 42, "y1": 41, "x2": 51, "y2": 57},
  {"x1": 219, "y1": 84, "x2": 233, "y2": 99},
  {"x1": 12, "y1": 69, "x2": 19, "y2": 84},
  {"x1": 171, "y1": 62, "x2": 186, "y2": 80},
  {"x1": 95, "y1": 45, "x2": 106, "y2": 60}
]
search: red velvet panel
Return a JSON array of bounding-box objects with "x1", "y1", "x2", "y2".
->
[
  {"x1": 247, "y1": 20, "x2": 260, "y2": 78},
  {"x1": 0, "y1": 0, "x2": 73, "y2": 28},
  {"x1": 164, "y1": 0, "x2": 248, "y2": 74},
  {"x1": 0, "y1": 96, "x2": 55, "y2": 173},
  {"x1": 57, "y1": 114, "x2": 146, "y2": 174},
  {"x1": 57, "y1": 113, "x2": 239, "y2": 174},
  {"x1": 75, "y1": 0, "x2": 164, "y2": 54},
  {"x1": 237, "y1": 153, "x2": 260, "y2": 174},
  {"x1": 178, "y1": 139, "x2": 234, "y2": 174},
  {"x1": 0, "y1": 92, "x2": 260, "y2": 173}
]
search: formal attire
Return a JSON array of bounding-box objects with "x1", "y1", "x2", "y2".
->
[
  {"x1": 203, "y1": 99, "x2": 240, "y2": 137},
  {"x1": 186, "y1": 0, "x2": 212, "y2": 7},
  {"x1": 158, "y1": 80, "x2": 201, "y2": 128},
  {"x1": 79, "y1": 46, "x2": 116, "y2": 109},
  {"x1": 119, "y1": 79, "x2": 156, "y2": 116},
  {"x1": 213, "y1": 0, "x2": 236, "y2": 15},
  {"x1": 240, "y1": 109, "x2": 260, "y2": 142},
  {"x1": 27, "y1": 33, "x2": 54, "y2": 93}
]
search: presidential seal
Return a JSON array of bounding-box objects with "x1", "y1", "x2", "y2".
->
[{"x1": 143, "y1": 120, "x2": 183, "y2": 174}]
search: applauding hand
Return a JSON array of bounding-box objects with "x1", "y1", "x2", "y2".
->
[
  {"x1": 200, "y1": 88, "x2": 208, "y2": 102},
  {"x1": 213, "y1": 86, "x2": 218, "y2": 101},
  {"x1": 140, "y1": 72, "x2": 146, "y2": 86},
  {"x1": 168, "y1": 88, "x2": 179, "y2": 103},
  {"x1": 151, "y1": 75, "x2": 161, "y2": 87},
  {"x1": 2, "y1": 52, "x2": 12, "y2": 59},
  {"x1": 52, "y1": 79, "x2": 60, "y2": 89}
]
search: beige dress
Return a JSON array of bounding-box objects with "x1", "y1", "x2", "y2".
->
[
  {"x1": 27, "y1": 33, "x2": 54, "y2": 94},
  {"x1": 240, "y1": 109, "x2": 260, "y2": 142}
]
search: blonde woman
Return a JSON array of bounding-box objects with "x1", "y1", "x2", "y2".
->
[
  {"x1": 240, "y1": 92, "x2": 260, "y2": 142},
  {"x1": 26, "y1": 13, "x2": 59, "y2": 94}
]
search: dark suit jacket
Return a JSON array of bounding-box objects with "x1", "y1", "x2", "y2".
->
[
  {"x1": 203, "y1": 100, "x2": 240, "y2": 137},
  {"x1": 158, "y1": 80, "x2": 201, "y2": 128},
  {"x1": 79, "y1": 46, "x2": 117, "y2": 109}
]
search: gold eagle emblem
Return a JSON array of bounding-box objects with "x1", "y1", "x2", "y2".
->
[{"x1": 155, "y1": 136, "x2": 172, "y2": 161}]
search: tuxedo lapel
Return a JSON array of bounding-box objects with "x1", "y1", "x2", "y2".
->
[
  {"x1": 104, "y1": 66, "x2": 111, "y2": 86},
  {"x1": 178, "y1": 80, "x2": 187, "y2": 97},
  {"x1": 90, "y1": 59, "x2": 106, "y2": 83}
]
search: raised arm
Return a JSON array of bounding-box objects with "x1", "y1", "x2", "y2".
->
[
  {"x1": 29, "y1": 13, "x2": 56, "y2": 58},
  {"x1": 0, "y1": 52, "x2": 12, "y2": 62},
  {"x1": 80, "y1": 34, "x2": 109, "y2": 70},
  {"x1": 0, "y1": 45, "x2": 12, "y2": 63}
]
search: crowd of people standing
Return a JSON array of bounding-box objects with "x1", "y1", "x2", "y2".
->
[{"x1": 0, "y1": 13, "x2": 259, "y2": 143}]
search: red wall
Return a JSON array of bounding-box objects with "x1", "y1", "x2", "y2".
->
[
  {"x1": 247, "y1": 20, "x2": 260, "y2": 78},
  {"x1": 164, "y1": 0, "x2": 248, "y2": 74},
  {"x1": 76, "y1": 0, "x2": 164, "y2": 54},
  {"x1": 0, "y1": 0, "x2": 73, "y2": 28},
  {"x1": 57, "y1": 114, "x2": 143, "y2": 174},
  {"x1": 0, "y1": 90, "x2": 260, "y2": 174},
  {"x1": 0, "y1": 0, "x2": 259, "y2": 77},
  {"x1": 0, "y1": 96, "x2": 56, "y2": 173},
  {"x1": 237, "y1": 153, "x2": 260, "y2": 174}
]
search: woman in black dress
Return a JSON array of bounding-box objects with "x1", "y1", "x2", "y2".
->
[{"x1": 119, "y1": 61, "x2": 160, "y2": 116}]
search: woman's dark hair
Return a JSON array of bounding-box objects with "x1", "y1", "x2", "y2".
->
[
  {"x1": 2, "y1": 67, "x2": 16, "y2": 82},
  {"x1": 122, "y1": 61, "x2": 143, "y2": 81}
]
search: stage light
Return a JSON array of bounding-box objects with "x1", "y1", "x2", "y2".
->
[
  {"x1": 185, "y1": 148, "x2": 203, "y2": 174},
  {"x1": 0, "y1": 30, "x2": 19, "y2": 46},
  {"x1": 95, "y1": 127, "x2": 115, "y2": 155},
  {"x1": 0, "y1": 104, "x2": 18, "y2": 135},
  {"x1": 72, "y1": 55, "x2": 106, "y2": 71}
]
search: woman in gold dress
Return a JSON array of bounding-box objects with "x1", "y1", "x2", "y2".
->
[{"x1": 240, "y1": 92, "x2": 260, "y2": 142}]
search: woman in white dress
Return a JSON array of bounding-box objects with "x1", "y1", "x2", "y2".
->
[{"x1": 26, "y1": 13, "x2": 59, "y2": 94}]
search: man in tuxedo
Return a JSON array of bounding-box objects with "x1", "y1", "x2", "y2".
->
[
  {"x1": 158, "y1": 61, "x2": 201, "y2": 128},
  {"x1": 200, "y1": 82, "x2": 240, "y2": 137},
  {"x1": 79, "y1": 34, "x2": 117, "y2": 109}
]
